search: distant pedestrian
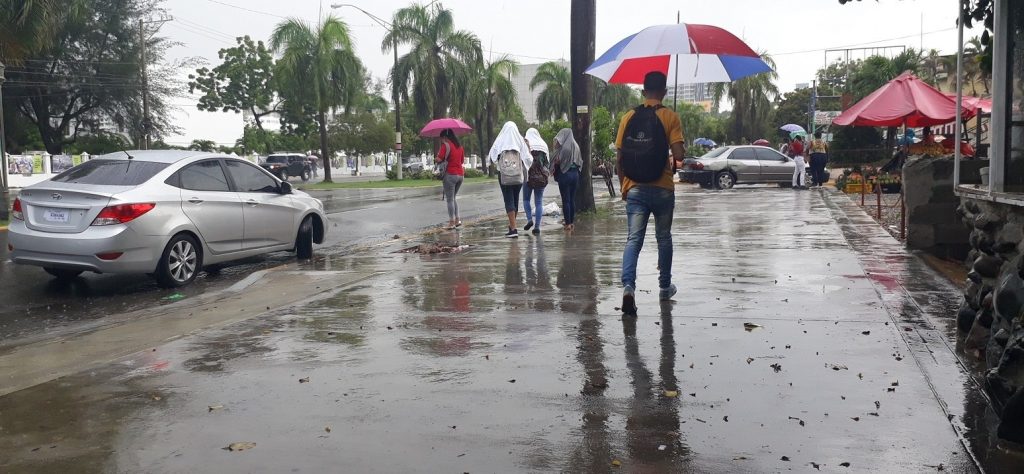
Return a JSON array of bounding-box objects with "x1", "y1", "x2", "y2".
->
[
  {"x1": 789, "y1": 135, "x2": 807, "y2": 189},
  {"x1": 552, "y1": 128, "x2": 583, "y2": 232},
  {"x1": 308, "y1": 154, "x2": 319, "y2": 178},
  {"x1": 523, "y1": 127, "x2": 550, "y2": 235},
  {"x1": 779, "y1": 136, "x2": 791, "y2": 156},
  {"x1": 808, "y1": 131, "x2": 829, "y2": 187},
  {"x1": 436, "y1": 129, "x2": 465, "y2": 229},
  {"x1": 616, "y1": 71, "x2": 686, "y2": 316},
  {"x1": 488, "y1": 121, "x2": 533, "y2": 238}
]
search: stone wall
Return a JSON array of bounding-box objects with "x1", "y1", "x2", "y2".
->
[
  {"x1": 957, "y1": 197, "x2": 1024, "y2": 443},
  {"x1": 904, "y1": 156, "x2": 987, "y2": 260}
]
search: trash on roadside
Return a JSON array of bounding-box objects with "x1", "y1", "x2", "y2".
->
[
  {"x1": 743, "y1": 322, "x2": 762, "y2": 331},
  {"x1": 398, "y1": 243, "x2": 470, "y2": 254},
  {"x1": 208, "y1": 405, "x2": 224, "y2": 412},
  {"x1": 224, "y1": 442, "x2": 256, "y2": 452},
  {"x1": 663, "y1": 390, "x2": 679, "y2": 398},
  {"x1": 543, "y1": 202, "x2": 561, "y2": 216},
  {"x1": 163, "y1": 293, "x2": 185, "y2": 301}
]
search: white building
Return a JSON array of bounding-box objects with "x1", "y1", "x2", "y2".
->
[{"x1": 512, "y1": 60, "x2": 570, "y2": 124}]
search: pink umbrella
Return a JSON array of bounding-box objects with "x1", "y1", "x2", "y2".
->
[{"x1": 419, "y1": 118, "x2": 473, "y2": 137}]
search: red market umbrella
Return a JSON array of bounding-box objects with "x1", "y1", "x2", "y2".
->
[
  {"x1": 833, "y1": 72, "x2": 969, "y2": 128},
  {"x1": 752, "y1": 139, "x2": 771, "y2": 146},
  {"x1": 942, "y1": 92, "x2": 992, "y2": 118},
  {"x1": 419, "y1": 118, "x2": 473, "y2": 138}
]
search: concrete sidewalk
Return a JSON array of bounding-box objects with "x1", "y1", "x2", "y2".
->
[{"x1": 0, "y1": 186, "x2": 1018, "y2": 473}]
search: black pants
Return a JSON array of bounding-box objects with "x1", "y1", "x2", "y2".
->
[{"x1": 809, "y1": 154, "x2": 827, "y2": 186}]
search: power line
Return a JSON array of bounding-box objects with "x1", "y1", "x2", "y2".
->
[
  {"x1": 206, "y1": 0, "x2": 288, "y2": 19},
  {"x1": 174, "y1": 16, "x2": 238, "y2": 42},
  {"x1": 166, "y1": 22, "x2": 236, "y2": 46},
  {"x1": 774, "y1": 27, "x2": 957, "y2": 56}
]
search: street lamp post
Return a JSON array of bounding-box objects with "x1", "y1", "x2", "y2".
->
[
  {"x1": 0, "y1": 61, "x2": 9, "y2": 221},
  {"x1": 330, "y1": 3, "x2": 403, "y2": 180}
]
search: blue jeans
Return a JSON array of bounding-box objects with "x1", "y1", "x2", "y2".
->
[
  {"x1": 621, "y1": 185, "x2": 674, "y2": 290},
  {"x1": 557, "y1": 168, "x2": 579, "y2": 224},
  {"x1": 523, "y1": 184, "x2": 545, "y2": 227}
]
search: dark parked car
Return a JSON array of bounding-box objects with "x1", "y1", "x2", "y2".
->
[
  {"x1": 261, "y1": 153, "x2": 311, "y2": 182},
  {"x1": 678, "y1": 146, "x2": 829, "y2": 189}
]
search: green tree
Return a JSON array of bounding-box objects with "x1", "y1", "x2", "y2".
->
[
  {"x1": 593, "y1": 81, "x2": 637, "y2": 118},
  {"x1": 330, "y1": 112, "x2": 392, "y2": 171},
  {"x1": 188, "y1": 35, "x2": 279, "y2": 134},
  {"x1": 537, "y1": 119, "x2": 572, "y2": 148},
  {"x1": 383, "y1": 3, "x2": 482, "y2": 121},
  {"x1": 711, "y1": 52, "x2": 779, "y2": 144},
  {"x1": 64, "y1": 132, "x2": 131, "y2": 155},
  {"x1": 3, "y1": 0, "x2": 177, "y2": 153},
  {"x1": 591, "y1": 106, "x2": 614, "y2": 163},
  {"x1": 0, "y1": 0, "x2": 63, "y2": 65},
  {"x1": 530, "y1": 61, "x2": 571, "y2": 122},
  {"x1": 188, "y1": 139, "x2": 217, "y2": 152},
  {"x1": 271, "y1": 15, "x2": 363, "y2": 183}
]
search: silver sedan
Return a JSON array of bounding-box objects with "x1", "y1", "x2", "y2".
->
[
  {"x1": 678, "y1": 145, "x2": 826, "y2": 189},
  {"x1": 7, "y1": 151, "x2": 328, "y2": 287}
]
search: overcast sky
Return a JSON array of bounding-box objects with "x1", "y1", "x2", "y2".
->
[{"x1": 160, "y1": 0, "x2": 969, "y2": 147}]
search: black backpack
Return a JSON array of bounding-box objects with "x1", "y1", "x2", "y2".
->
[{"x1": 620, "y1": 105, "x2": 669, "y2": 183}]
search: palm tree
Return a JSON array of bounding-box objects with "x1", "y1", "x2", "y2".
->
[
  {"x1": 711, "y1": 52, "x2": 779, "y2": 142},
  {"x1": 965, "y1": 37, "x2": 989, "y2": 95},
  {"x1": 453, "y1": 56, "x2": 519, "y2": 173},
  {"x1": 594, "y1": 81, "x2": 638, "y2": 118},
  {"x1": 383, "y1": 3, "x2": 482, "y2": 121},
  {"x1": 530, "y1": 61, "x2": 571, "y2": 122},
  {"x1": 271, "y1": 16, "x2": 362, "y2": 183},
  {"x1": 0, "y1": 0, "x2": 65, "y2": 65},
  {"x1": 921, "y1": 49, "x2": 944, "y2": 87}
]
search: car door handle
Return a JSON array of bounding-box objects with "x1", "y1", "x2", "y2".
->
[
  {"x1": 246, "y1": 199, "x2": 259, "y2": 206},
  {"x1": 188, "y1": 198, "x2": 203, "y2": 204}
]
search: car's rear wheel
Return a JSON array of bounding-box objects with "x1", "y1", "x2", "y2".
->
[
  {"x1": 295, "y1": 216, "x2": 314, "y2": 260},
  {"x1": 44, "y1": 267, "x2": 83, "y2": 280},
  {"x1": 155, "y1": 234, "x2": 202, "y2": 288},
  {"x1": 715, "y1": 171, "x2": 736, "y2": 190}
]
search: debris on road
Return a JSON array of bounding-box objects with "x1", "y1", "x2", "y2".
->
[{"x1": 224, "y1": 442, "x2": 256, "y2": 452}]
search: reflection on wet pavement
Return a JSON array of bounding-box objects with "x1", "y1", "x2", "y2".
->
[{"x1": 1, "y1": 187, "x2": 1022, "y2": 472}]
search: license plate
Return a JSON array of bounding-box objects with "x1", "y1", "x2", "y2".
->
[{"x1": 43, "y1": 208, "x2": 70, "y2": 223}]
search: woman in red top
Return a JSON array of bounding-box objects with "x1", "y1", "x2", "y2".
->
[{"x1": 436, "y1": 129, "x2": 465, "y2": 229}]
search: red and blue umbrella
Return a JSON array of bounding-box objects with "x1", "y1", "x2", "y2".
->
[{"x1": 586, "y1": 24, "x2": 772, "y2": 84}]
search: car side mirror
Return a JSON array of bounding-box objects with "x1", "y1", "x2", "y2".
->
[{"x1": 280, "y1": 181, "x2": 292, "y2": 194}]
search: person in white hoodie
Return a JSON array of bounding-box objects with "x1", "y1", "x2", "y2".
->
[
  {"x1": 488, "y1": 122, "x2": 533, "y2": 238},
  {"x1": 522, "y1": 127, "x2": 550, "y2": 235}
]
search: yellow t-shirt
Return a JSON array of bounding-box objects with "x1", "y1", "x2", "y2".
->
[{"x1": 615, "y1": 99, "x2": 685, "y2": 199}]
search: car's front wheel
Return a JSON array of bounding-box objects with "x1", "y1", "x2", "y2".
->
[
  {"x1": 44, "y1": 267, "x2": 83, "y2": 280},
  {"x1": 301, "y1": 168, "x2": 310, "y2": 182},
  {"x1": 295, "y1": 216, "x2": 314, "y2": 260},
  {"x1": 155, "y1": 234, "x2": 202, "y2": 288},
  {"x1": 715, "y1": 171, "x2": 736, "y2": 190}
]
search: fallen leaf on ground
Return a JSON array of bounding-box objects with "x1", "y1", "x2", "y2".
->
[
  {"x1": 770, "y1": 363, "x2": 783, "y2": 373},
  {"x1": 746, "y1": 357, "x2": 754, "y2": 364},
  {"x1": 851, "y1": 417, "x2": 860, "y2": 421},
  {"x1": 224, "y1": 442, "x2": 256, "y2": 452},
  {"x1": 507, "y1": 379, "x2": 516, "y2": 383},
  {"x1": 743, "y1": 323, "x2": 761, "y2": 331},
  {"x1": 861, "y1": 331, "x2": 871, "y2": 335},
  {"x1": 811, "y1": 462, "x2": 821, "y2": 470},
  {"x1": 664, "y1": 390, "x2": 678, "y2": 398},
  {"x1": 611, "y1": 459, "x2": 621, "y2": 467},
  {"x1": 875, "y1": 401, "x2": 881, "y2": 409},
  {"x1": 840, "y1": 462, "x2": 851, "y2": 467},
  {"x1": 298, "y1": 377, "x2": 310, "y2": 383},
  {"x1": 325, "y1": 426, "x2": 331, "y2": 433},
  {"x1": 723, "y1": 416, "x2": 729, "y2": 422},
  {"x1": 780, "y1": 456, "x2": 790, "y2": 461},
  {"x1": 208, "y1": 405, "x2": 224, "y2": 412}
]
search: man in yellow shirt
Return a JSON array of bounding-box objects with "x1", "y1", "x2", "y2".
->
[{"x1": 615, "y1": 71, "x2": 686, "y2": 316}]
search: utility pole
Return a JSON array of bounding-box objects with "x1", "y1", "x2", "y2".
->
[
  {"x1": 0, "y1": 61, "x2": 8, "y2": 221},
  {"x1": 571, "y1": 0, "x2": 596, "y2": 214},
  {"x1": 393, "y1": 34, "x2": 402, "y2": 180},
  {"x1": 139, "y1": 19, "x2": 151, "y2": 150}
]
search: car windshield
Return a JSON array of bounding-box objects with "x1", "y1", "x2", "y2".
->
[
  {"x1": 700, "y1": 148, "x2": 729, "y2": 160},
  {"x1": 51, "y1": 159, "x2": 169, "y2": 186},
  {"x1": 266, "y1": 156, "x2": 289, "y2": 164}
]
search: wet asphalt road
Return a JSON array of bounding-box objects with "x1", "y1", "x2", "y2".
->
[
  {"x1": 0, "y1": 180, "x2": 515, "y2": 345},
  {"x1": 2, "y1": 185, "x2": 1021, "y2": 472}
]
